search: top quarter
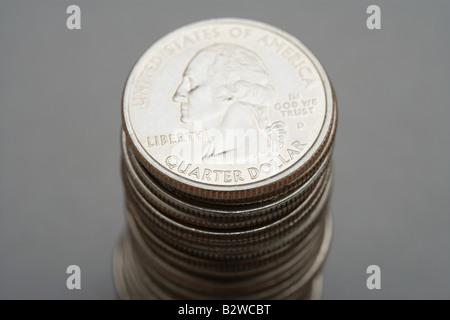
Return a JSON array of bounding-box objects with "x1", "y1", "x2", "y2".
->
[{"x1": 122, "y1": 18, "x2": 334, "y2": 201}]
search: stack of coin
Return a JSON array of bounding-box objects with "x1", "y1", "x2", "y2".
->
[{"x1": 114, "y1": 18, "x2": 337, "y2": 300}]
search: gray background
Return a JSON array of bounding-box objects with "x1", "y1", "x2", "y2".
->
[{"x1": 1, "y1": 0, "x2": 449, "y2": 300}]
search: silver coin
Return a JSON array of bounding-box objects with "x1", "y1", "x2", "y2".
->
[
  {"x1": 122, "y1": 18, "x2": 335, "y2": 202},
  {"x1": 114, "y1": 208, "x2": 332, "y2": 299},
  {"x1": 123, "y1": 167, "x2": 332, "y2": 254}
]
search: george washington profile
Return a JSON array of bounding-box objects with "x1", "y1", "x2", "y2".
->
[{"x1": 173, "y1": 44, "x2": 286, "y2": 161}]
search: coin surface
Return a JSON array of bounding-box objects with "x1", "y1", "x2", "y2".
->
[{"x1": 122, "y1": 18, "x2": 334, "y2": 201}]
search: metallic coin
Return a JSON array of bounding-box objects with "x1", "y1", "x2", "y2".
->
[
  {"x1": 126, "y1": 189, "x2": 328, "y2": 269},
  {"x1": 135, "y1": 219, "x2": 325, "y2": 297},
  {"x1": 122, "y1": 18, "x2": 335, "y2": 202},
  {"x1": 123, "y1": 167, "x2": 331, "y2": 255},
  {"x1": 114, "y1": 209, "x2": 332, "y2": 299}
]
